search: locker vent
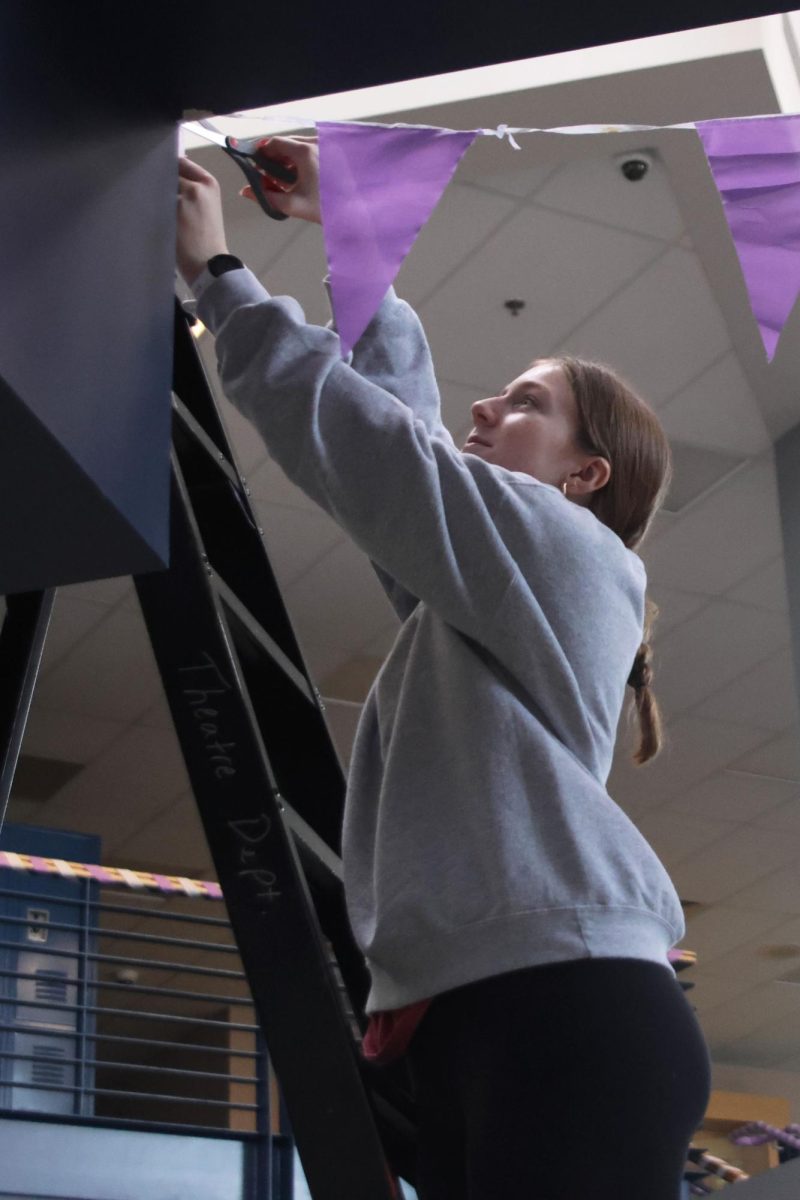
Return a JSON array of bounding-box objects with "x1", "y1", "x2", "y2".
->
[
  {"x1": 31, "y1": 1043, "x2": 68, "y2": 1086},
  {"x1": 34, "y1": 969, "x2": 69, "y2": 1004}
]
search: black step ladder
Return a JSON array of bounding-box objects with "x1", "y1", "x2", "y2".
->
[
  {"x1": 134, "y1": 299, "x2": 418, "y2": 1198},
  {"x1": 0, "y1": 299, "x2": 418, "y2": 1200}
]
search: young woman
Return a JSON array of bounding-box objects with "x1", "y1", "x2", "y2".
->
[{"x1": 177, "y1": 139, "x2": 712, "y2": 1199}]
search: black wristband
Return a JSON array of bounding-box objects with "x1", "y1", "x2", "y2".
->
[{"x1": 207, "y1": 253, "x2": 245, "y2": 278}]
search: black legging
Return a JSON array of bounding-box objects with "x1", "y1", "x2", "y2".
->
[{"x1": 405, "y1": 957, "x2": 711, "y2": 1199}]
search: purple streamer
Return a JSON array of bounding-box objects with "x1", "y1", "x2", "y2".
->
[
  {"x1": 731, "y1": 1120, "x2": 800, "y2": 1151},
  {"x1": 318, "y1": 121, "x2": 478, "y2": 356},
  {"x1": 696, "y1": 115, "x2": 800, "y2": 359},
  {"x1": 152, "y1": 872, "x2": 177, "y2": 894}
]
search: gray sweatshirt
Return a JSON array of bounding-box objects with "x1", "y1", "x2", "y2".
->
[{"x1": 195, "y1": 267, "x2": 685, "y2": 1013}]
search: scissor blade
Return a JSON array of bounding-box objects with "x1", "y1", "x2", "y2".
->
[{"x1": 182, "y1": 120, "x2": 227, "y2": 148}]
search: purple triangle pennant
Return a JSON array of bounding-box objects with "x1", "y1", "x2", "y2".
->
[
  {"x1": 317, "y1": 121, "x2": 478, "y2": 356},
  {"x1": 696, "y1": 114, "x2": 800, "y2": 360}
]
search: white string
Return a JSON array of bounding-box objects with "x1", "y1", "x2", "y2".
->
[
  {"x1": 478, "y1": 124, "x2": 523, "y2": 150},
  {"x1": 183, "y1": 112, "x2": 709, "y2": 146}
]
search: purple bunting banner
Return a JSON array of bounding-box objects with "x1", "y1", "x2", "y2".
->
[
  {"x1": 696, "y1": 114, "x2": 800, "y2": 360},
  {"x1": 317, "y1": 121, "x2": 479, "y2": 355},
  {"x1": 187, "y1": 112, "x2": 800, "y2": 362}
]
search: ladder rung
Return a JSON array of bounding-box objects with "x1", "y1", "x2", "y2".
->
[
  {"x1": 213, "y1": 573, "x2": 316, "y2": 706},
  {"x1": 172, "y1": 393, "x2": 241, "y2": 487},
  {"x1": 282, "y1": 800, "x2": 344, "y2": 884}
]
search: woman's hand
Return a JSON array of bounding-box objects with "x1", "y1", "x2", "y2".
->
[
  {"x1": 241, "y1": 135, "x2": 322, "y2": 224},
  {"x1": 176, "y1": 156, "x2": 230, "y2": 285}
]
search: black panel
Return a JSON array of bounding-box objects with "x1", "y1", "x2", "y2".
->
[
  {"x1": 5, "y1": 1, "x2": 796, "y2": 119},
  {"x1": 0, "y1": 378, "x2": 165, "y2": 595}
]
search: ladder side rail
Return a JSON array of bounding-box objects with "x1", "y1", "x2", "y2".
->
[
  {"x1": 172, "y1": 303, "x2": 309, "y2": 681},
  {"x1": 172, "y1": 299, "x2": 237, "y2": 461},
  {"x1": 172, "y1": 308, "x2": 347, "y2": 853},
  {"x1": 0, "y1": 589, "x2": 56, "y2": 832},
  {"x1": 135, "y1": 460, "x2": 400, "y2": 1200},
  {"x1": 171, "y1": 301, "x2": 419, "y2": 1175}
]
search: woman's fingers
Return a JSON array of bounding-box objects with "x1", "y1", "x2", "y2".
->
[
  {"x1": 175, "y1": 156, "x2": 228, "y2": 284},
  {"x1": 239, "y1": 135, "x2": 321, "y2": 223},
  {"x1": 178, "y1": 155, "x2": 216, "y2": 183}
]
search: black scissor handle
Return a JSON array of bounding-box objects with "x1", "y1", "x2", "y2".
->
[{"x1": 223, "y1": 139, "x2": 290, "y2": 221}]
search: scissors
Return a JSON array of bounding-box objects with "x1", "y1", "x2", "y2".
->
[{"x1": 183, "y1": 122, "x2": 299, "y2": 221}]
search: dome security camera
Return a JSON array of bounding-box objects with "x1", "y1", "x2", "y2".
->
[{"x1": 615, "y1": 151, "x2": 654, "y2": 182}]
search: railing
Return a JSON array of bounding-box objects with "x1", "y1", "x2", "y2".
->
[{"x1": 0, "y1": 860, "x2": 271, "y2": 1139}]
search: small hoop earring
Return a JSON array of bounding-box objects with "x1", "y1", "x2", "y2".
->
[{"x1": 561, "y1": 480, "x2": 568, "y2": 496}]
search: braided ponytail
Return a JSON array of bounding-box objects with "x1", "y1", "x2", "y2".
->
[
  {"x1": 627, "y1": 596, "x2": 664, "y2": 765},
  {"x1": 540, "y1": 356, "x2": 672, "y2": 766}
]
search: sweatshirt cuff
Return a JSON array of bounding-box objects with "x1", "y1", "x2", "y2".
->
[{"x1": 194, "y1": 267, "x2": 273, "y2": 335}]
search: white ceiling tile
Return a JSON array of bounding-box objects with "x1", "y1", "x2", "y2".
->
[
  {"x1": 659, "y1": 353, "x2": 771, "y2": 456},
  {"x1": 533, "y1": 154, "x2": 685, "y2": 242},
  {"x1": 319, "y1": 698, "x2": 363, "y2": 772},
  {"x1": 247, "y1": 453, "x2": 321, "y2": 512},
  {"x1": 4, "y1": 799, "x2": 56, "y2": 828},
  {"x1": 39, "y1": 593, "x2": 113, "y2": 674},
  {"x1": 64, "y1": 576, "x2": 133, "y2": 607},
  {"x1": 283, "y1": 539, "x2": 397, "y2": 661},
  {"x1": 216, "y1": 394, "x2": 268, "y2": 474},
  {"x1": 41, "y1": 726, "x2": 189, "y2": 849},
  {"x1": 293, "y1": 633, "x2": 354, "y2": 687},
  {"x1": 608, "y1": 715, "x2": 772, "y2": 813},
  {"x1": 701, "y1": 980, "x2": 800, "y2": 1055},
  {"x1": 475, "y1": 163, "x2": 558, "y2": 199},
  {"x1": 668, "y1": 824, "x2": 800, "y2": 906},
  {"x1": 681, "y1": 905, "x2": 792, "y2": 969},
  {"x1": 359, "y1": 622, "x2": 401, "y2": 658},
  {"x1": 635, "y1": 511, "x2": 678, "y2": 571},
  {"x1": 687, "y1": 966, "x2": 761, "y2": 1018},
  {"x1": 632, "y1": 808, "x2": 741, "y2": 872},
  {"x1": 692, "y1": 647, "x2": 798, "y2": 732},
  {"x1": 652, "y1": 600, "x2": 788, "y2": 715},
  {"x1": 751, "y1": 793, "x2": 800, "y2": 836},
  {"x1": 728, "y1": 727, "x2": 800, "y2": 783},
  {"x1": 417, "y1": 205, "x2": 664, "y2": 391},
  {"x1": 395, "y1": 184, "x2": 516, "y2": 306},
  {"x1": 560, "y1": 246, "x2": 732, "y2": 406},
  {"x1": 22, "y1": 705, "x2": 126, "y2": 763},
  {"x1": 114, "y1": 792, "x2": 210, "y2": 875},
  {"x1": 35, "y1": 607, "x2": 164, "y2": 723},
  {"x1": 252, "y1": 223, "x2": 330, "y2": 327},
  {"x1": 136, "y1": 695, "x2": 174, "y2": 731},
  {"x1": 717, "y1": 1005, "x2": 800, "y2": 1069},
  {"x1": 700, "y1": 912, "x2": 800, "y2": 988},
  {"x1": 728, "y1": 557, "x2": 790, "y2": 614},
  {"x1": 662, "y1": 441, "x2": 746, "y2": 516},
  {"x1": 664, "y1": 770, "x2": 800, "y2": 824},
  {"x1": 253, "y1": 501, "x2": 346, "y2": 590},
  {"x1": 724, "y1": 860, "x2": 800, "y2": 916},
  {"x1": 640, "y1": 456, "x2": 783, "y2": 595},
  {"x1": 647, "y1": 587, "x2": 709, "y2": 637}
]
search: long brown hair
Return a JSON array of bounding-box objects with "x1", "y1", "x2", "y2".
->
[{"x1": 548, "y1": 356, "x2": 672, "y2": 766}]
